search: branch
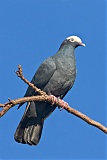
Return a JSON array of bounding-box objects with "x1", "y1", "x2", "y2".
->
[
  {"x1": 16, "y1": 65, "x2": 47, "y2": 96},
  {"x1": 0, "y1": 65, "x2": 107, "y2": 134}
]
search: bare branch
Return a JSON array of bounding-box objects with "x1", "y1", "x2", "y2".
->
[
  {"x1": 0, "y1": 65, "x2": 107, "y2": 134},
  {"x1": 0, "y1": 104, "x2": 4, "y2": 107},
  {"x1": 16, "y1": 65, "x2": 47, "y2": 96}
]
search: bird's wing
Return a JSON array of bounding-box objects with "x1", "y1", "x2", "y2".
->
[
  {"x1": 18, "y1": 56, "x2": 56, "y2": 109},
  {"x1": 25, "y1": 56, "x2": 56, "y2": 96}
]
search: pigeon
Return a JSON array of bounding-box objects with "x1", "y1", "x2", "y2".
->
[{"x1": 14, "y1": 36, "x2": 85, "y2": 145}]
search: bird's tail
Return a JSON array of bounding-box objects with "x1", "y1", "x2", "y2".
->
[{"x1": 14, "y1": 102, "x2": 44, "y2": 145}]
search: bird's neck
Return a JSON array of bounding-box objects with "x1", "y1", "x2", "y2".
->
[{"x1": 58, "y1": 44, "x2": 75, "y2": 57}]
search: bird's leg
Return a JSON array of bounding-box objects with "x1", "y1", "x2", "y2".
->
[
  {"x1": 49, "y1": 95, "x2": 58, "y2": 105},
  {"x1": 49, "y1": 95, "x2": 68, "y2": 110},
  {"x1": 58, "y1": 99, "x2": 68, "y2": 111}
]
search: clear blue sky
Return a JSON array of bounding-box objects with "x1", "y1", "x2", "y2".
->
[{"x1": 0, "y1": 0, "x2": 106, "y2": 159}]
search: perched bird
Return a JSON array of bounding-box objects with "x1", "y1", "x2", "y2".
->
[{"x1": 14, "y1": 36, "x2": 85, "y2": 145}]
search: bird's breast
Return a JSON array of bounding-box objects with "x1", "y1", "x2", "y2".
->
[{"x1": 44, "y1": 56, "x2": 76, "y2": 97}]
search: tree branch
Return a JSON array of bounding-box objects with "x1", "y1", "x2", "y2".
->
[{"x1": 0, "y1": 65, "x2": 107, "y2": 134}]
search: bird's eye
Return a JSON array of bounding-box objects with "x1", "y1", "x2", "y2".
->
[{"x1": 71, "y1": 38, "x2": 74, "y2": 42}]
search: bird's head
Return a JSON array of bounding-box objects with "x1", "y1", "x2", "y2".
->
[{"x1": 66, "y1": 36, "x2": 85, "y2": 48}]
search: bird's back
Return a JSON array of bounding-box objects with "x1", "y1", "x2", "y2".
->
[{"x1": 43, "y1": 44, "x2": 76, "y2": 97}]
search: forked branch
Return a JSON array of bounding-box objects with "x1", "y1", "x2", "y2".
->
[{"x1": 0, "y1": 65, "x2": 107, "y2": 134}]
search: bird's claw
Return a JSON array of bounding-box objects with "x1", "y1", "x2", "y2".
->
[
  {"x1": 58, "y1": 99, "x2": 68, "y2": 111},
  {"x1": 50, "y1": 95, "x2": 68, "y2": 110},
  {"x1": 50, "y1": 95, "x2": 58, "y2": 105}
]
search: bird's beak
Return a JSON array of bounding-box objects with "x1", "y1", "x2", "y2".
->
[
  {"x1": 78, "y1": 42, "x2": 86, "y2": 47},
  {"x1": 81, "y1": 43, "x2": 86, "y2": 47}
]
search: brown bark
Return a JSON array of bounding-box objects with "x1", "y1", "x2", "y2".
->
[{"x1": 0, "y1": 65, "x2": 106, "y2": 134}]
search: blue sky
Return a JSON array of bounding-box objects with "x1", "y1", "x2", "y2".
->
[{"x1": 0, "y1": 0, "x2": 106, "y2": 159}]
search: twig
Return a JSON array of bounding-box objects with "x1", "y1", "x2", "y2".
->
[
  {"x1": 16, "y1": 65, "x2": 47, "y2": 96},
  {"x1": 0, "y1": 65, "x2": 107, "y2": 134},
  {"x1": 0, "y1": 104, "x2": 4, "y2": 107}
]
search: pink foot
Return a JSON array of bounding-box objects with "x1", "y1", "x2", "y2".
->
[
  {"x1": 49, "y1": 95, "x2": 68, "y2": 110},
  {"x1": 50, "y1": 95, "x2": 58, "y2": 105},
  {"x1": 59, "y1": 99, "x2": 68, "y2": 111}
]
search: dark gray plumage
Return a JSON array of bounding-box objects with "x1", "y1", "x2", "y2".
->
[{"x1": 14, "y1": 36, "x2": 85, "y2": 145}]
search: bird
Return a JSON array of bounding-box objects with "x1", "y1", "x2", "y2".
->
[{"x1": 14, "y1": 35, "x2": 85, "y2": 145}]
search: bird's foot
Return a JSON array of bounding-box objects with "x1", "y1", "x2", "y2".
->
[
  {"x1": 50, "y1": 95, "x2": 58, "y2": 105},
  {"x1": 58, "y1": 99, "x2": 68, "y2": 111},
  {"x1": 49, "y1": 95, "x2": 68, "y2": 110}
]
